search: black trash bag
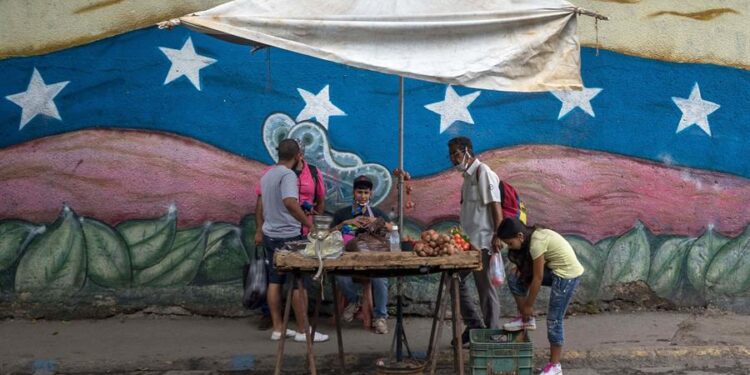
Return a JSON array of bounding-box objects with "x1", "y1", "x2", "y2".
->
[{"x1": 242, "y1": 246, "x2": 268, "y2": 310}]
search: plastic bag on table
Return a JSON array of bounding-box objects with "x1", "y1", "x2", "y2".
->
[
  {"x1": 489, "y1": 252, "x2": 506, "y2": 287},
  {"x1": 242, "y1": 246, "x2": 268, "y2": 310},
  {"x1": 302, "y1": 230, "x2": 344, "y2": 259}
]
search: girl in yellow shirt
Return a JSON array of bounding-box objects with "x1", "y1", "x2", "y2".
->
[{"x1": 497, "y1": 217, "x2": 584, "y2": 375}]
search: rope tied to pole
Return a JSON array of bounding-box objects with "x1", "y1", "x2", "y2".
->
[{"x1": 575, "y1": 8, "x2": 609, "y2": 57}]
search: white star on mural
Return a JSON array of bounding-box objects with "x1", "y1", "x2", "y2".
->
[
  {"x1": 5, "y1": 68, "x2": 69, "y2": 130},
  {"x1": 296, "y1": 85, "x2": 347, "y2": 130},
  {"x1": 424, "y1": 85, "x2": 481, "y2": 134},
  {"x1": 672, "y1": 83, "x2": 720, "y2": 136},
  {"x1": 551, "y1": 86, "x2": 603, "y2": 119},
  {"x1": 159, "y1": 37, "x2": 217, "y2": 91}
]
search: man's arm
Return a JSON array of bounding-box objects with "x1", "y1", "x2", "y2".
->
[
  {"x1": 489, "y1": 201, "x2": 503, "y2": 250},
  {"x1": 254, "y1": 196, "x2": 264, "y2": 245},
  {"x1": 283, "y1": 197, "x2": 313, "y2": 229},
  {"x1": 522, "y1": 256, "x2": 545, "y2": 320}
]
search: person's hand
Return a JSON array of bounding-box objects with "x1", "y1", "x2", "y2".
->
[
  {"x1": 254, "y1": 231, "x2": 263, "y2": 246},
  {"x1": 357, "y1": 216, "x2": 376, "y2": 225},
  {"x1": 491, "y1": 234, "x2": 502, "y2": 253},
  {"x1": 520, "y1": 304, "x2": 534, "y2": 321}
]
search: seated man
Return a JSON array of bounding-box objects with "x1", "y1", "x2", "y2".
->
[{"x1": 331, "y1": 175, "x2": 390, "y2": 334}]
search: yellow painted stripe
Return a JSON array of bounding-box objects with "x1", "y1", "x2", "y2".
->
[
  {"x1": 575, "y1": 0, "x2": 749, "y2": 70},
  {"x1": 0, "y1": 0, "x2": 228, "y2": 60}
]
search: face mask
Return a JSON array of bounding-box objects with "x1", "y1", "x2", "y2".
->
[
  {"x1": 454, "y1": 151, "x2": 469, "y2": 172},
  {"x1": 352, "y1": 200, "x2": 370, "y2": 217}
]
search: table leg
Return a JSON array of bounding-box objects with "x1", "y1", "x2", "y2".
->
[
  {"x1": 429, "y1": 275, "x2": 450, "y2": 375},
  {"x1": 274, "y1": 279, "x2": 295, "y2": 375},
  {"x1": 427, "y1": 272, "x2": 446, "y2": 360},
  {"x1": 298, "y1": 275, "x2": 317, "y2": 375},
  {"x1": 450, "y1": 272, "x2": 465, "y2": 375},
  {"x1": 311, "y1": 279, "x2": 322, "y2": 339},
  {"x1": 331, "y1": 276, "x2": 346, "y2": 374}
]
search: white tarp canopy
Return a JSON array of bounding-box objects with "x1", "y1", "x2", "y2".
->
[{"x1": 178, "y1": 0, "x2": 584, "y2": 92}]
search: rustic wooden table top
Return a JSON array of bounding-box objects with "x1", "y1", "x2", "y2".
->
[{"x1": 274, "y1": 250, "x2": 482, "y2": 277}]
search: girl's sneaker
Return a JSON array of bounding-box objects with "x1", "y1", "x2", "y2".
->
[
  {"x1": 502, "y1": 316, "x2": 536, "y2": 331},
  {"x1": 539, "y1": 362, "x2": 562, "y2": 375},
  {"x1": 270, "y1": 329, "x2": 296, "y2": 341}
]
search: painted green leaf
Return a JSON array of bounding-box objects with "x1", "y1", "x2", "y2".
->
[
  {"x1": 596, "y1": 237, "x2": 615, "y2": 256},
  {"x1": 705, "y1": 226, "x2": 750, "y2": 295},
  {"x1": 647, "y1": 237, "x2": 695, "y2": 297},
  {"x1": 686, "y1": 225, "x2": 729, "y2": 292},
  {"x1": 15, "y1": 207, "x2": 86, "y2": 292},
  {"x1": 117, "y1": 205, "x2": 177, "y2": 270},
  {"x1": 196, "y1": 225, "x2": 249, "y2": 284},
  {"x1": 601, "y1": 221, "x2": 651, "y2": 288},
  {"x1": 428, "y1": 219, "x2": 459, "y2": 236},
  {"x1": 239, "y1": 215, "x2": 257, "y2": 258},
  {"x1": 566, "y1": 236, "x2": 603, "y2": 302},
  {"x1": 0, "y1": 220, "x2": 44, "y2": 272},
  {"x1": 133, "y1": 225, "x2": 207, "y2": 287},
  {"x1": 402, "y1": 217, "x2": 425, "y2": 241},
  {"x1": 81, "y1": 217, "x2": 132, "y2": 288},
  {"x1": 205, "y1": 222, "x2": 238, "y2": 257}
]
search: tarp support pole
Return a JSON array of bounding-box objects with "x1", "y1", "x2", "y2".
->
[{"x1": 396, "y1": 75, "x2": 405, "y2": 362}]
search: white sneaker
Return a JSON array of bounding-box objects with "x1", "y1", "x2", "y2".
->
[
  {"x1": 270, "y1": 329, "x2": 296, "y2": 341},
  {"x1": 342, "y1": 301, "x2": 360, "y2": 323},
  {"x1": 372, "y1": 318, "x2": 388, "y2": 334},
  {"x1": 294, "y1": 330, "x2": 329, "y2": 343},
  {"x1": 503, "y1": 316, "x2": 536, "y2": 331},
  {"x1": 539, "y1": 362, "x2": 562, "y2": 375}
]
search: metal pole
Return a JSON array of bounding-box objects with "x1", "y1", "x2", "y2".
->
[
  {"x1": 398, "y1": 76, "x2": 405, "y2": 237},
  {"x1": 396, "y1": 76, "x2": 405, "y2": 362}
]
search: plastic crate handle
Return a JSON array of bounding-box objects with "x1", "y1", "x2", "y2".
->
[
  {"x1": 485, "y1": 349, "x2": 519, "y2": 375},
  {"x1": 486, "y1": 362, "x2": 519, "y2": 375}
]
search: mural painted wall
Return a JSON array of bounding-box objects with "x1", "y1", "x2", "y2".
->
[{"x1": 1, "y1": 1, "x2": 749, "y2": 316}]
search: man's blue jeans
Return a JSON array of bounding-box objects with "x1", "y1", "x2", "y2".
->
[
  {"x1": 507, "y1": 268, "x2": 580, "y2": 346},
  {"x1": 336, "y1": 276, "x2": 389, "y2": 319}
]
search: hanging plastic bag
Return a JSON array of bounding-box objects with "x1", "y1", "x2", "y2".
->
[
  {"x1": 489, "y1": 252, "x2": 506, "y2": 287},
  {"x1": 242, "y1": 246, "x2": 268, "y2": 310}
]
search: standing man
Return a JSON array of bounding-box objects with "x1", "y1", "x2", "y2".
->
[
  {"x1": 448, "y1": 136, "x2": 503, "y2": 345},
  {"x1": 260, "y1": 138, "x2": 328, "y2": 342},
  {"x1": 254, "y1": 138, "x2": 326, "y2": 330}
]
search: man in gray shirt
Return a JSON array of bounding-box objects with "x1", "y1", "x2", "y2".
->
[{"x1": 261, "y1": 139, "x2": 328, "y2": 343}]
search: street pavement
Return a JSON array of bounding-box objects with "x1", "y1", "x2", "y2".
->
[{"x1": 0, "y1": 309, "x2": 748, "y2": 374}]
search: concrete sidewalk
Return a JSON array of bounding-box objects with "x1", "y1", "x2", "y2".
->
[{"x1": 1, "y1": 310, "x2": 748, "y2": 374}]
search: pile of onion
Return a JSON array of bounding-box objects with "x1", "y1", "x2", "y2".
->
[{"x1": 413, "y1": 229, "x2": 462, "y2": 257}]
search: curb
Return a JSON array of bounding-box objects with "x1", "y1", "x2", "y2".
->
[
  {"x1": 3, "y1": 345, "x2": 745, "y2": 374},
  {"x1": 561, "y1": 345, "x2": 749, "y2": 367}
]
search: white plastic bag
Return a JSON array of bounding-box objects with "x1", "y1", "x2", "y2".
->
[
  {"x1": 489, "y1": 252, "x2": 506, "y2": 287},
  {"x1": 302, "y1": 230, "x2": 344, "y2": 259}
]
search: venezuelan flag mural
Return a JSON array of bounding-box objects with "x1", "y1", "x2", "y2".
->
[{"x1": 1, "y1": 1, "x2": 748, "y2": 314}]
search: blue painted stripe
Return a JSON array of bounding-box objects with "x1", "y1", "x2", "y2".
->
[{"x1": 0, "y1": 27, "x2": 748, "y2": 178}]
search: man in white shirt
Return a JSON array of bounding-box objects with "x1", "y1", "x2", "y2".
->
[{"x1": 448, "y1": 136, "x2": 504, "y2": 345}]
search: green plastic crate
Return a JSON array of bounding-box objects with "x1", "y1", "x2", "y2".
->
[{"x1": 469, "y1": 329, "x2": 533, "y2": 375}]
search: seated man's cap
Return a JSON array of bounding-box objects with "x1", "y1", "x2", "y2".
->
[{"x1": 353, "y1": 175, "x2": 373, "y2": 190}]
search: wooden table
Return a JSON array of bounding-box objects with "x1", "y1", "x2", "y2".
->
[{"x1": 273, "y1": 250, "x2": 482, "y2": 375}]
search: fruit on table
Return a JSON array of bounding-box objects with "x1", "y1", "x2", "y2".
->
[{"x1": 414, "y1": 229, "x2": 465, "y2": 257}]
